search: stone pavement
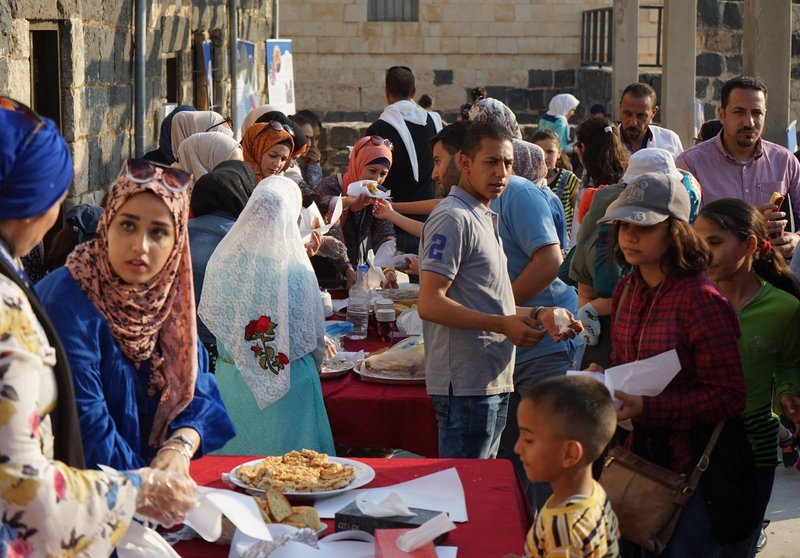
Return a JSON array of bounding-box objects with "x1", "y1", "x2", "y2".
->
[{"x1": 760, "y1": 465, "x2": 800, "y2": 557}]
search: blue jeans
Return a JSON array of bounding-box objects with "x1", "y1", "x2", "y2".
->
[
  {"x1": 430, "y1": 392, "x2": 510, "y2": 458},
  {"x1": 720, "y1": 466, "x2": 775, "y2": 558}
]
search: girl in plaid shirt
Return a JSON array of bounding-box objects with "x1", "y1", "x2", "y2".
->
[{"x1": 589, "y1": 173, "x2": 749, "y2": 557}]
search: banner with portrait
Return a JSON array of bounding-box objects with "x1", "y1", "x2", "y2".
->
[{"x1": 266, "y1": 39, "x2": 296, "y2": 115}]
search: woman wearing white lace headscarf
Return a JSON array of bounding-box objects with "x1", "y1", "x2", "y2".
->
[
  {"x1": 198, "y1": 176, "x2": 334, "y2": 455},
  {"x1": 538, "y1": 93, "x2": 580, "y2": 152}
]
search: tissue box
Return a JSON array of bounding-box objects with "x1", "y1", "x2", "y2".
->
[
  {"x1": 334, "y1": 502, "x2": 449, "y2": 544},
  {"x1": 374, "y1": 529, "x2": 437, "y2": 558}
]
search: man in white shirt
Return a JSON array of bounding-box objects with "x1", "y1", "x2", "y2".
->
[{"x1": 619, "y1": 83, "x2": 684, "y2": 157}]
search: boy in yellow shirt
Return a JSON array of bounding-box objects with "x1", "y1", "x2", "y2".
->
[{"x1": 510, "y1": 376, "x2": 620, "y2": 558}]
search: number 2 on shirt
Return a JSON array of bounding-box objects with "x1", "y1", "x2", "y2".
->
[{"x1": 428, "y1": 233, "x2": 446, "y2": 261}]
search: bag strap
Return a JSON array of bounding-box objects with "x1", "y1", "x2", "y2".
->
[
  {"x1": 613, "y1": 280, "x2": 631, "y2": 329},
  {"x1": 685, "y1": 421, "x2": 725, "y2": 492}
]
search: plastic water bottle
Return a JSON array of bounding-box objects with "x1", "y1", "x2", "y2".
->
[{"x1": 346, "y1": 264, "x2": 370, "y2": 340}]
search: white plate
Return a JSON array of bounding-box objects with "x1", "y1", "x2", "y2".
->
[{"x1": 228, "y1": 457, "x2": 376, "y2": 499}]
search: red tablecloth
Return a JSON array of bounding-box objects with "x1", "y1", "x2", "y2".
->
[
  {"x1": 174, "y1": 456, "x2": 533, "y2": 558},
  {"x1": 318, "y1": 325, "x2": 438, "y2": 457}
]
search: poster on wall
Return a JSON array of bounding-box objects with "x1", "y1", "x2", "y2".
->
[
  {"x1": 266, "y1": 39, "x2": 296, "y2": 116},
  {"x1": 236, "y1": 39, "x2": 258, "y2": 137},
  {"x1": 202, "y1": 41, "x2": 214, "y2": 108}
]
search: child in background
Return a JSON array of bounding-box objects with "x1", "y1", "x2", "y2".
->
[
  {"x1": 695, "y1": 198, "x2": 800, "y2": 556},
  {"x1": 506, "y1": 375, "x2": 619, "y2": 558},
  {"x1": 532, "y1": 128, "x2": 581, "y2": 241}
]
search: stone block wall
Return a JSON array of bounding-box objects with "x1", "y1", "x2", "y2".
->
[
  {"x1": 280, "y1": 0, "x2": 663, "y2": 119},
  {"x1": 0, "y1": 0, "x2": 273, "y2": 205}
]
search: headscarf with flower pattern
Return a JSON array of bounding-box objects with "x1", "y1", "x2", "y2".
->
[
  {"x1": 468, "y1": 98, "x2": 522, "y2": 139},
  {"x1": 65, "y1": 164, "x2": 197, "y2": 446},
  {"x1": 512, "y1": 140, "x2": 548, "y2": 184}
]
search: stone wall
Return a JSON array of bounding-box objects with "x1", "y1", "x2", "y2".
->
[
  {"x1": 281, "y1": 0, "x2": 665, "y2": 119},
  {"x1": 0, "y1": 0, "x2": 273, "y2": 205},
  {"x1": 695, "y1": 1, "x2": 800, "y2": 123}
]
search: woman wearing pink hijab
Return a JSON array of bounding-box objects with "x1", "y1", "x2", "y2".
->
[
  {"x1": 315, "y1": 135, "x2": 396, "y2": 272},
  {"x1": 36, "y1": 159, "x2": 235, "y2": 476}
]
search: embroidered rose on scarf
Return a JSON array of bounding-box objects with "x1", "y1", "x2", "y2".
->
[{"x1": 243, "y1": 316, "x2": 289, "y2": 374}]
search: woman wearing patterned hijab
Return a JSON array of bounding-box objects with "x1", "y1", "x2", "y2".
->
[
  {"x1": 36, "y1": 160, "x2": 235, "y2": 475},
  {"x1": 199, "y1": 176, "x2": 334, "y2": 455},
  {"x1": 1, "y1": 98, "x2": 197, "y2": 555}
]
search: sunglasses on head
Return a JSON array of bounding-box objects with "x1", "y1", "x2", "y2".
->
[
  {"x1": 123, "y1": 158, "x2": 192, "y2": 193},
  {"x1": 204, "y1": 116, "x2": 233, "y2": 133},
  {"x1": 266, "y1": 120, "x2": 294, "y2": 136},
  {"x1": 368, "y1": 135, "x2": 393, "y2": 150}
]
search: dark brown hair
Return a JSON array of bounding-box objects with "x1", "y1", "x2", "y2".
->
[
  {"x1": 613, "y1": 218, "x2": 710, "y2": 278},
  {"x1": 576, "y1": 117, "x2": 628, "y2": 187},
  {"x1": 621, "y1": 82, "x2": 657, "y2": 106},
  {"x1": 461, "y1": 121, "x2": 512, "y2": 159},
  {"x1": 698, "y1": 198, "x2": 800, "y2": 299},
  {"x1": 522, "y1": 375, "x2": 616, "y2": 465},
  {"x1": 531, "y1": 128, "x2": 573, "y2": 171}
]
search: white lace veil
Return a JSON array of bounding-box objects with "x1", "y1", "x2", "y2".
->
[{"x1": 198, "y1": 176, "x2": 324, "y2": 409}]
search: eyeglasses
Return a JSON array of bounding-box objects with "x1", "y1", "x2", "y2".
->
[
  {"x1": 204, "y1": 116, "x2": 233, "y2": 133},
  {"x1": 0, "y1": 96, "x2": 45, "y2": 151},
  {"x1": 368, "y1": 136, "x2": 393, "y2": 150},
  {"x1": 123, "y1": 158, "x2": 192, "y2": 193}
]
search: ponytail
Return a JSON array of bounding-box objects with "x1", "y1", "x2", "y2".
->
[
  {"x1": 699, "y1": 198, "x2": 800, "y2": 300},
  {"x1": 575, "y1": 117, "x2": 628, "y2": 187}
]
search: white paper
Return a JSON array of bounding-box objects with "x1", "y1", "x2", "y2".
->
[
  {"x1": 314, "y1": 467, "x2": 467, "y2": 522},
  {"x1": 567, "y1": 349, "x2": 681, "y2": 409},
  {"x1": 346, "y1": 180, "x2": 392, "y2": 199},
  {"x1": 356, "y1": 491, "x2": 416, "y2": 517},
  {"x1": 184, "y1": 486, "x2": 273, "y2": 542},
  {"x1": 332, "y1": 299, "x2": 348, "y2": 314},
  {"x1": 553, "y1": 307, "x2": 573, "y2": 334},
  {"x1": 373, "y1": 239, "x2": 415, "y2": 271},
  {"x1": 300, "y1": 198, "x2": 344, "y2": 243},
  {"x1": 365, "y1": 249, "x2": 387, "y2": 288},
  {"x1": 232, "y1": 529, "x2": 374, "y2": 558},
  {"x1": 397, "y1": 513, "x2": 456, "y2": 552},
  {"x1": 788, "y1": 120, "x2": 798, "y2": 152}
]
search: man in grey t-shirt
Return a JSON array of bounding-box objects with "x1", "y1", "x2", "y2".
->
[{"x1": 418, "y1": 122, "x2": 559, "y2": 459}]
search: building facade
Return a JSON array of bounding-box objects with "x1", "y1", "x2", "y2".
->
[{"x1": 1, "y1": 0, "x2": 273, "y2": 204}]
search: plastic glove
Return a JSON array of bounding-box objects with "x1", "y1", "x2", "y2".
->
[
  {"x1": 577, "y1": 302, "x2": 600, "y2": 346},
  {"x1": 135, "y1": 467, "x2": 199, "y2": 528}
]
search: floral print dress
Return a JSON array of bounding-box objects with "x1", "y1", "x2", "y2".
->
[{"x1": 0, "y1": 274, "x2": 141, "y2": 558}]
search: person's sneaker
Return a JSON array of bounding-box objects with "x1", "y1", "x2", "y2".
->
[
  {"x1": 756, "y1": 520, "x2": 769, "y2": 553},
  {"x1": 780, "y1": 428, "x2": 799, "y2": 468}
]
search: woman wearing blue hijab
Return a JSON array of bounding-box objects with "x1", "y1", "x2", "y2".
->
[
  {"x1": 143, "y1": 104, "x2": 196, "y2": 164},
  {"x1": 0, "y1": 97, "x2": 197, "y2": 555}
]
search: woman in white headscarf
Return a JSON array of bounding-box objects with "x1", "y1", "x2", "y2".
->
[
  {"x1": 538, "y1": 93, "x2": 580, "y2": 152},
  {"x1": 176, "y1": 132, "x2": 243, "y2": 180},
  {"x1": 241, "y1": 104, "x2": 278, "y2": 135},
  {"x1": 171, "y1": 110, "x2": 233, "y2": 163},
  {"x1": 198, "y1": 176, "x2": 334, "y2": 455}
]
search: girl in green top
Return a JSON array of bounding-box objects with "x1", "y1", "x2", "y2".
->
[{"x1": 695, "y1": 198, "x2": 800, "y2": 557}]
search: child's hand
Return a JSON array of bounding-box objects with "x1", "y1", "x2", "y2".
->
[
  {"x1": 614, "y1": 390, "x2": 643, "y2": 421},
  {"x1": 371, "y1": 198, "x2": 395, "y2": 220}
]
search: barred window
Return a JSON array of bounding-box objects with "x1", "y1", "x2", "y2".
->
[{"x1": 368, "y1": 0, "x2": 418, "y2": 22}]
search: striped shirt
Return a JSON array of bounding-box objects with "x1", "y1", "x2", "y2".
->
[{"x1": 525, "y1": 480, "x2": 620, "y2": 558}]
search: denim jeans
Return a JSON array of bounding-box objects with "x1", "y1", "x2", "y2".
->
[
  {"x1": 430, "y1": 392, "x2": 510, "y2": 459},
  {"x1": 497, "y1": 349, "x2": 576, "y2": 510}
]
